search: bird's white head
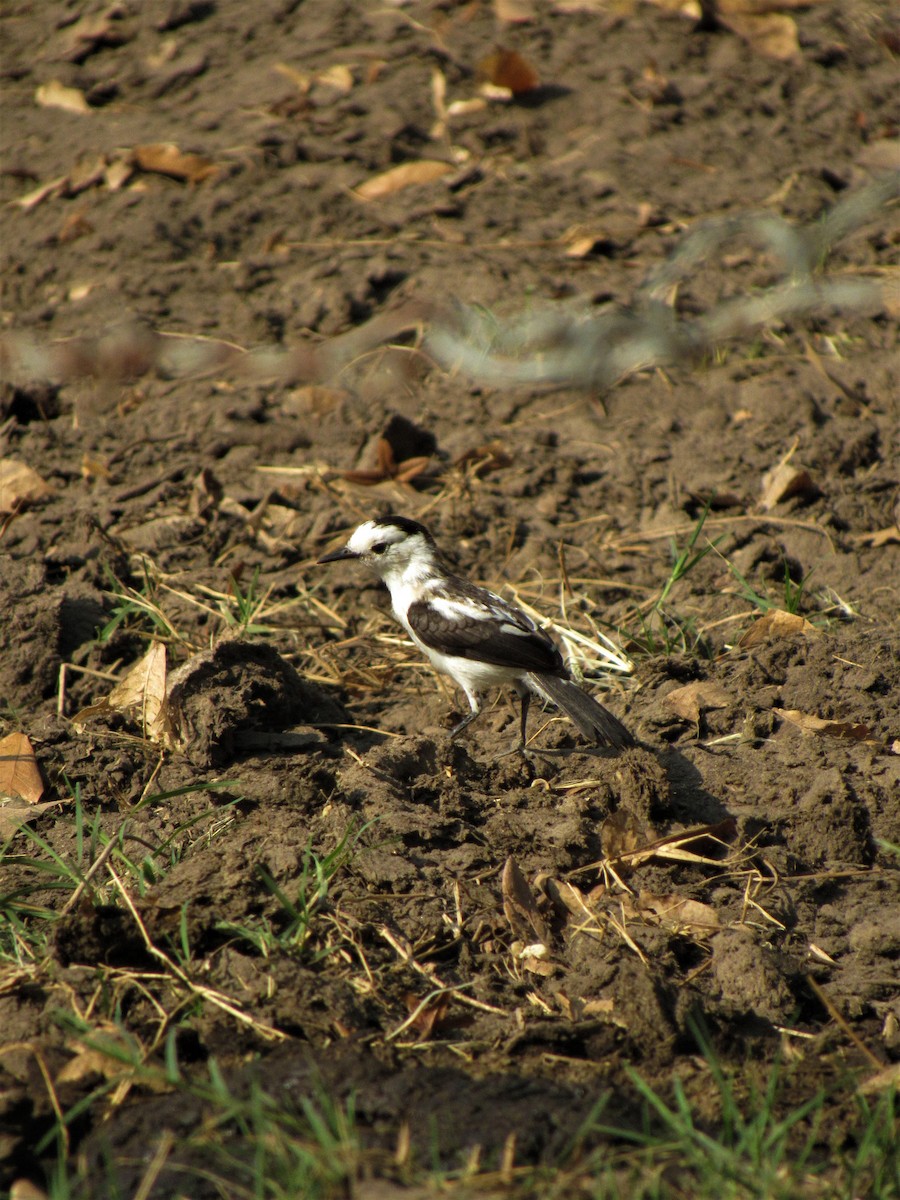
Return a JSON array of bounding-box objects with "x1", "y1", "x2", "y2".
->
[{"x1": 318, "y1": 516, "x2": 439, "y2": 585}]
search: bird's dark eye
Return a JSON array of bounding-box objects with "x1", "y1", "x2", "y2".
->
[{"x1": 371, "y1": 541, "x2": 388, "y2": 555}]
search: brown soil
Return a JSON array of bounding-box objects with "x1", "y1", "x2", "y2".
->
[{"x1": 1, "y1": 1, "x2": 898, "y2": 1196}]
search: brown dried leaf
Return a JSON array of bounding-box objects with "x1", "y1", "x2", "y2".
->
[
  {"x1": 495, "y1": 0, "x2": 537, "y2": 20},
  {"x1": 402, "y1": 992, "x2": 452, "y2": 1040},
  {"x1": 317, "y1": 64, "x2": 354, "y2": 94},
  {"x1": 718, "y1": 10, "x2": 800, "y2": 60},
  {"x1": 759, "y1": 445, "x2": 817, "y2": 510},
  {"x1": 601, "y1": 809, "x2": 649, "y2": 861},
  {"x1": 36, "y1": 80, "x2": 92, "y2": 114},
  {"x1": 502, "y1": 855, "x2": 549, "y2": 945},
  {"x1": 477, "y1": 48, "x2": 541, "y2": 94},
  {"x1": 104, "y1": 157, "x2": 134, "y2": 191},
  {"x1": 0, "y1": 459, "x2": 54, "y2": 513},
  {"x1": 630, "y1": 891, "x2": 722, "y2": 935},
  {"x1": 0, "y1": 799, "x2": 63, "y2": 839},
  {"x1": 107, "y1": 643, "x2": 172, "y2": 743},
  {"x1": 853, "y1": 526, "x2": 900, "y2": 548},
  {"x1": 593, "y1": 818, "x2": 737, "y2": 873},
  {"x1": 56, "y1": 1026, "x2": 137, "y2": 1084},
  {"x1": 665, "y1": 681, "x2": 732, "y2": 723},
  {"x1": 133, "y1": 143, "x2": 220, "y2": 184},
  {"x1": 454, "y1": 442, "x2": 514, "y2": 478},
  {"x1": 13, "y1": 175, "x2": 70, "y2": 210},
  {"x1": 0, "y1": 733, "x2": 44, "y2": 804},
  {"x1": 354, "y1": 160, "x2": 454, "y2": 200},
  {"x1": 774, "y1": 708, "x2": 873, "y2": 742},
  {"x1": 737, "y1": 609, "x2": 815, "y2": 647},
  {"x1": 10, "y1": 1179, "x2": 51, "y2": 1200}
]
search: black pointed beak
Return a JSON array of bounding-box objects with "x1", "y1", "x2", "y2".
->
[{"x1": 317, "y1": 546, "x2": 358, "y2": 565}]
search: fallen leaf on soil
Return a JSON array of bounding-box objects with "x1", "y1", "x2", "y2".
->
[
  {"x1": 626, "y1": 891, "x2": 722, "y2": 935},
  {"x1": 56, "y1": 1025, "x2": 140, "y2": 1084},
  {"x1": 402, "y1": 992, "x2": 453, "y2": 1040},
  {"x1": 35, "y1": 80, "x2": 92, "y2": 114},
  {"x1": 0, "y1": 732, "x2": 44, "y2": 803},
  {"x1": 665, "y1": 680, "x2": 733, "y2": 723},
  {"x1": 104, "y1": 156, "x2": 134, "y2": 191},
  {"x1": 133, "y1": 143, "x2": 221, "y2": 184},
  {"x1": 12, "y1": 175, "x2": 70, "y2": 210},
  {"x1": 601, "y1": 809, "x2": 648, "y2": 860},
  {"x1": 476, "y1": 48, "x2": 541, "y2": 94},
  {"x1": 717, "y1": 7, "x2": 799, "y2": 60},
  {"x1": 57, "y1": 209, "x2": 94, "y2": 244},
  {"x1": 774, "y1": 708, "x2": 872, "y2": 741},
  {"x1": 341, "y1": 415, "x2": 437, "y2": 486},
  {"x1": 10, "y1": 1179, "x2": 50, "y2": 1200},
  {"x1": 737, "y1": 609, "x2": 815, "y2": 647},
  {"x1": 643, "y1": 0, "x2": 803, "y2": 59},
  {"x1": 354, "y1": 160, "x2": 454, "y2": 200},
  {"x1": 0, "y1": 799, "x2": 63, "y2": 839},
  {"x1": 593, "y1": 818, "x2": 738, "y2": 873},
  {"x1": 317, "y1": 64, "x2": 354, "y2": 94},
  {"x1": 502, "y1": 855, "x2": 549, "y2": 945},
  {"x1": 453, "y1": 441, "x2": 513, "y2": 478},
  {"x1": 74, "y1": 643, "x2": 172, "y2": 744},
  {"x1": 495, "y1": 0, "x2": 537, "y2": 21},
  {"x1": 853, "y1": 526, "x2": 900, "y2": 548},
  {"x1": 759, "y1": 443, "x2": 817, "y2": 510},
  {"x1": 859, "y1": 1062, "x2": 900, "y2": 1095},
  {"x1": 0, "y1": 459, "x2": 54, "y2": 512}
]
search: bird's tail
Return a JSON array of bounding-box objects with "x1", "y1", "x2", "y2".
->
[{"x1": 527, "y1": 673, "x2": 634, "y2": 749}]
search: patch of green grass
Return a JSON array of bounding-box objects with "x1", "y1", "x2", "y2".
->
[
  {"x1": 613, "y1": 503, "x2": 720, "y2": 658},
  {"x1": 35, "y1": 1026, "x2": 898, "y2": 1200},
  {"x1": 0, "y1": 783, "x2": 240, "y2": 964},
  {"x1": 99, "y1": 560, "x2": 185, "y2": 646},
  {"x1": 216, "y1": 822, "x2": 368, "y2": 959}
]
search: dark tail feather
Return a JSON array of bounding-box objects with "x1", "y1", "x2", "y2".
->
[{"x1": 527, "y1": 673, "x2": 634, "y2": 749}]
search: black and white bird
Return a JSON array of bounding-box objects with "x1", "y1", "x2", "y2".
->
[{"x1": 318, "y1": 515, "x2": 633, "y2": 751}]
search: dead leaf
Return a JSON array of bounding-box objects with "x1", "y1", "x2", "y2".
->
[
  {"x1": 853, "y1": 526, "x2": 900, "y2": 548},
  {"x1": 591, "y1": 818, "x2": 738, "y2": 874},
  {"x1": 601, "y1": 809, "x2": 649, "y2": 860},
  {"x1": 57, "y1": 210, "x2": 94, "y2": 244},
  {"x1": 759, "y1": 443, "x2": 817, "y2": 510},
  {"x1": 10, "y1": 1179, "x2": 50, "y2": 1200},
  {"x1": 317, "y1": 64, "x2": 354, "y2": 94},
  {"x1": 774, "y1": 708, "x2": 873, "y2": 742},
  {"x1": 453, "y1": 441, "x2": 513, "y2": 478},
  {"x1": 0, "y1": 733, "x2": 44, "y2": 803},
  {"x1": 354, "y1": 160, "x2": 454, "y2": 201},
  {"x1": 495, "y1": 0, "x2": 537, "y2": 20},
  {"x1": 665, "y1": 681, "x2": 733, "y2": 723},
  {"x1": 133, "y1": 143, "x2": 220, "y2": 185},
  {"x1": 502, "y1": 856, "x2": 549, "y2": 946},
  {"x1": 0, "y1": 799, "x2": 62, "y2": 839},
  {"x1": 737, "y1": 609, "x2": 815, "y2": 647},
  {"x1": 12, "y1": 175, "x2": 70, "y2": 210},
  {"x1": 477, "y1": 48, "x2": 541, "y2": 94},
  {"x1": 104, "y1": 157, "x2": 134, "y2": 191},
  {"x1": 56, "y1": 1025, "x2": 138, "y2": 1084},
  {"x1": 718, "y1": 9, "x2": 800, "y2": 60},
  {"x1": 402, "y1": 991, "x2": 453, "y2": 1040},
  {"x1": 341, "y1": 415, "x2": 437, "y2": 486},
  {"x1": 628, "y1": 891, "x2": 722, "y2": 935},
  {"x1": 109, "y1": 643, "x2": 171, "y2": 742},
  {"x1": 76, "y1": 644, "x2": 172, "y2": 744},
  {"x1": 36, "y1": 80, "x2": 92, "y2": 114},
  {"x1": 0, "y1": 459, "x2": 54, "y2": 512}
]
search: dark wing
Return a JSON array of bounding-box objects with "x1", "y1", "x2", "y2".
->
[{"x1": 407, "y1": 581, "x2": 565, "y2": 675}]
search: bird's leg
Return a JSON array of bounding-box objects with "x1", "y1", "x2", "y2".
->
[
  {"x1": 518, "y1": 689, "x2": 531, "y2": 751},
  {"x1": 449, "y1": 695, "x2": 482, "y2": 738}
]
